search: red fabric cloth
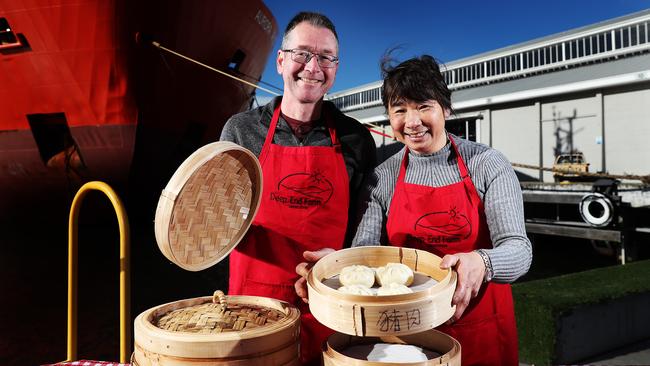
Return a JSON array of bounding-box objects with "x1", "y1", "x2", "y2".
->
[
  {"x1": 386, "y1": 136, "x2": 518, "y2": 366},
  {"x1": 229, "y1": 103, "x2": 349, "y2": 366}
]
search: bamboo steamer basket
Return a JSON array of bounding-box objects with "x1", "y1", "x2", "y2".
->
[
  {"x1": 133, "y1": 293, "x2": 301, "y2": 365},
  {"x1": 140, "y1": 143, "x2": 301, "y2": 365},
  {"x1": 154, "y1": 141, "x2": 262, "y2": 271},
  {"x1": 323, "y1": 330, "x2": 461, "y2": 366},
  {"x1": 307, "y1": 246, "x2": 457, "y2": 337}
]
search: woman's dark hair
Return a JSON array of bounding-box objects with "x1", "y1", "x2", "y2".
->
[
  {"x1": 381, "y1": 54, "x2": 452, "y2": 113},
  {"x1": 281, "y1": 12, "x2": 339, "y2": 49}
]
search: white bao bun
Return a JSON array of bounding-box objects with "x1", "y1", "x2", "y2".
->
[
  {"x1": 339, "y1": 265, "x2": 375, "y2": 288},
  {"x1": 375, "y1": 262, "x2": 414, "y2": 286}
]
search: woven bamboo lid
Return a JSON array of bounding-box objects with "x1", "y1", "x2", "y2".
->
[{"x1": 154, "y1": 141, "x2": 262, "y2": 271}]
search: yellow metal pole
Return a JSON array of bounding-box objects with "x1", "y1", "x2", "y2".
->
[{"x1": 67, "y1": 181, "x2": 131, "y2": 363}]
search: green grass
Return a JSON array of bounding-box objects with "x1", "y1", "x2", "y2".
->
[{"x1": 513, "y1": 259, "x2": 650, "y2": 365}]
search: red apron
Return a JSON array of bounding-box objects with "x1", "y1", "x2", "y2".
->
[
  {"x1": 386, "y1": 137, "x2": 518, "y2": 366},
  {"x1": 229, "y1": 104, "x2": 349, "y2": 366}
]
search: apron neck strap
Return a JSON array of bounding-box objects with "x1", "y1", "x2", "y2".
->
[
  {"x1": 264, "y1": 103, "x2": 283, "y2": 148},
  {"x1": 397, "y1": 133, "x2": 470, "y2": 184},
  {"x1": 266, "y1": 101, "x2": 339, "y2": 146},
  {"x1": 448, "y1": 134, "x2": 470, "y2": 179}
]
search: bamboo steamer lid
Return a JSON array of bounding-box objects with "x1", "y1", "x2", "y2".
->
[
  {"x1": 307, "y1": 246, "x2": 456, "y2": 337},
  {"x1": 133, "y1": 292, "x2": 301, "y2": 365},
  {"x1": 323, "y1": 330, "x2": 461, "y2": 365},
  {"x1": 154, "y1": 141, "x2": 262, "y2": 271}
]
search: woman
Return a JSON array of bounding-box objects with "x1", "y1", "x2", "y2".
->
[
  {"x1": 296, "y1": 54, "x2": 532, "y2": 364},
  {"x1": 350, "y1": 55, "x2": 532, "y2": 365}
]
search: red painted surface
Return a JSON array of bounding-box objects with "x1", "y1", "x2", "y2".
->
[{"x1": 0, "y1": 0, "x2": 277, "y2": 214}]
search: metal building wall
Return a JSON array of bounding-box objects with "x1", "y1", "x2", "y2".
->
[
  {"x1": 540, "y1": 95, "x2": 602, "y2": 181},
  {"x1": 490, "y1": 105, "x2": 540, "y2": 180},
  {"x1": 476, "y1": 84, "x2": 649, "y2": 182},
  {"x1": 604, "y1": 86, "x2": 650, "y2": 175}
]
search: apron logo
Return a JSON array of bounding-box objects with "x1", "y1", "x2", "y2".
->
[
  {"x1": 270, "y1": 171, "x2": 333, "y2": 209},
  {"x1": 413, "y1": 206, "x2": 472, "y2": 245}
]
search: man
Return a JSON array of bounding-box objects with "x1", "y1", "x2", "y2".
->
[{"x1": 220, "y1": 11, "x2": 376, "y2": 366}]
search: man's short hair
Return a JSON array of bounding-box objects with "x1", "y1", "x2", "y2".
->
[{"x1": 281, "y1": 12, "x2": 339, "y2": 50}]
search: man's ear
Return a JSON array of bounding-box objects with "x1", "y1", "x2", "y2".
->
[{"x1": 276, "y1": 49, "x2": 284, "y2": 74}]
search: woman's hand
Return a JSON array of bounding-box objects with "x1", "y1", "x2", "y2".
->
[
  {"x1": 440, "y1": 251, "x2": 486, "y2": 323},
  {"x1": 295, "y1": 248, "x2": 336, "y2": 304}
]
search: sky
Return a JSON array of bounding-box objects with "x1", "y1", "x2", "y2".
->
[{"x1": 257, "y1": 0, "x2": 650, "y2": 98}]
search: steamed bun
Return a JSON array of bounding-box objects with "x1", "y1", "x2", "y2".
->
[
  {"x1": 375, "y1": 263, "x2": 414, "y2": 286},
  {"x1": 339, "y1": 265, "x2": 375, "y2": 288},
  {"x1": 338, "y1": 284, "x2": 375, "y2": 296},
  {"x1": 377, "y1": 283, "x2": 414, "y2": 296}
]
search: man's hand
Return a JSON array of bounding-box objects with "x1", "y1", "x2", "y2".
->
[
  {"x1": 440, "y1": 251, "x2": 486, "y2": 323},
  {"x1": 295, "y1": 248, "x2": 336, "y2": 303}
]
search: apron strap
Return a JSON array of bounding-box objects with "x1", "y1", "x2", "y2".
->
[
  {"x1": 397, "y1": 147, "x2": 409, "y2": 189},
  {"x1": 262, "y1": 102, "x2": 341, "y2": 162},
  {"x1": 448, "y1": 133, "x2": 470, "y2": 179},
  {"x1": 259, "y1": 103, "x2": 283, "y2": 165},
  {"x1": 397, "y1": 133, "x2": 470, "y2": 186},
  {"x1": 323, "y1": 107, "x2": 341, "y2": 149}
]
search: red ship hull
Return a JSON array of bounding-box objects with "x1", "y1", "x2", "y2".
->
[
  {"x1": 0, "y1": 0, "x2": 277, "y2": 218},
  {"x1": 1, "y1": 1, "x2": 277, "y2": 364}
]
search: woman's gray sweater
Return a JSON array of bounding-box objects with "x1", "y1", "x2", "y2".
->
[{"x1": 352, "y1": 134, "x2": 532, "y2": 283}]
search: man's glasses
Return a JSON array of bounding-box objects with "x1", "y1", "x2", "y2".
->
[{"x1": 282, "y1": 49, "x2": 339, "y2": 68}]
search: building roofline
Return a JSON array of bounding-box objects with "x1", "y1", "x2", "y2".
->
[{"x1": 446, "y1": 8, "x2": 650, "y2": 67}]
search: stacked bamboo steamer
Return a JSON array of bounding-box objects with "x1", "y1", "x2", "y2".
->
[
  {"x1": 307, "y1": 246, "x2": 462, "y2": 365},
  {"x1": 133, "y1": 292, "x2": 300, "y2": 365},
  {"x1": 134, "y1": 141, "x2": 301, "y2": 365}
]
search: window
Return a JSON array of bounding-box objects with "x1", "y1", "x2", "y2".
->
[
  {"x1": 550, "y1": 45, "x2": 557, "y2": 62},
  {"x1": 640, "y1": 23, "x2": 647, "y2": 44},
  {"x1": 523, "y1": 52, "x2": 528, "y2": 69},
  {"x1": 572, "y1": 40, "x2": 578, "y2": 59},
  {"x1": 544, "y1": 47, "x2": 550, "y2": 64},
  {"x1": 0, "y1": 17, "x2": 18, "y2": 45},
  {"x1": 598, "y1": 33, "x2": 605, "y2": 53},
  {"x1": 606, "y1": 32, "x2": 613, "y2": 51},
  {"x1": 631, "y1": 24, "x2": 638, "y2": 46},
  {"x1": 446, "y1": 119, "x2": 476, "y2": 141},
  {"x1": 591, "y1": 36, "x2": 597, "y2": 54},
  {"x1": 515, "y1": 54, "x2": 520, "y2": 70},
  {"x1": 622, "y1": 27, "x2": 629, "y2": 47},
  {"x1": 0, "y1": 17, "x2": 29, "y2": 51},
  {"x1": 578, "y1": 38, "x2": 584, "y2": 57},
  {"x1": 228, "y1": 50, "x2": 246, "y2": 71},
  {"x1": 615, "y1": 29, "x2": 622, "y2": 49}
]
